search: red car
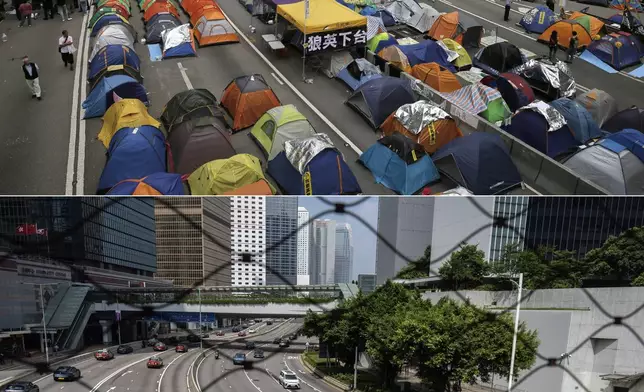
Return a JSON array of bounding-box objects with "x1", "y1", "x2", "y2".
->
[
  {"x1": 153, "y1": 342, "x2": 167, "y2": 351},
  {"x1": 147, "y1": 356, "x2": 164, "y2": 368},
  {"x1": 175, "y1": 344, "x2": 187, "y2": 353},
  {"x1": 94, "y1": 349, "x2": 114, "y2": 360},
  {"x1": 238, "y1": 331, "x2": 247, "y2": 337},
  {"x1": 216, "y1": 331, "x2": 225, "y2": 336}
]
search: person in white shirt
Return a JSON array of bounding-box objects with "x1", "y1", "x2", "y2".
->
[
  {"x1": 58, "y1": 30, "x2": 75, "y2": 71},
  {"x1": 22, "y1": 56, "x2": 42, "y2": 100}
]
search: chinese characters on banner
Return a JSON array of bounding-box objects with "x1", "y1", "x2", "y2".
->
[{"x1": 305, "y1": 28, "x2": 367, "y2": 54}]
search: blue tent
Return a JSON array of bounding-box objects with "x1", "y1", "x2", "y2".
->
[
  {"x1": 98, "y1": 126, "x2": 168, "y2": 193},
  {"x1": 502, "y1": 106, "x2": 579, "y2": 158},
  {"x1": 88, "y1": 45, "x2": 141, "y2": 82},
  {"x1": 608, "y1": 12, "x2": 643, "y2": 27},
  {"x1": 397, "y1": 40, "x2": 456, "y2": 72},
  {"x1": 345, "y1": 76, "x2": 415, "y2": 128},
  {"x1": 550, "y1": 98, "x2": 602, "y2": 143},
  {"x1": 359, "y1": 139, "x2": 439, "y2": 195},
  {"x1": 267, "y1": 149, "x2": 362, "y2": 195},
  {"x1": 372, "y1": 33, "x2": 398, "y2": 53},
  {"x1": 432, "y1": 133, "x2": 522, "y2": 195},
  {"x1": 91, "y1": 15, "x2": 128, "y2": 36},
  {"x1": 83, "y1": 75, "x2": 148, "y2": 119},
  {"x1": 163, "y1": 41, "x2": 197, "y2": 58},
  {"x1": 360, "y1": 6, "x2": 378, "y2": 16},
  {"x1": 336, "y1": 58, "x2": 383, "y2": 91},
  {"x1": 372, "y1": 10, "x2": 396, "y2": 26},
  {"x1": 336, "y1": 0, "x2": 355, "y2": 9},
  {"x1": 588, "y1": 33, "x2": 644, "y2": 71},
  {"x1": 107, "y1": 172, "x2": 186, "y2": 195},
  {"x1": 519, "y1": 5, "x2": 556, "y2": 34}
]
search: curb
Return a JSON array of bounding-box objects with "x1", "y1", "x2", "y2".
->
[{"x1": 299, "y1": 353, "x2": 354, "y2": 392}]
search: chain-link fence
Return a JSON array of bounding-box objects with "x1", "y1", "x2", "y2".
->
[{"x1": 0, "y1": 196, "x2": 642, "y2": 392}]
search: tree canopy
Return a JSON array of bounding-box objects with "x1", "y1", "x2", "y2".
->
[
  {"x1": 303, "y1": 282, "x2": 539, "y2": 392},
  {"x1": 438, "y1": 244, "x2": 490, "y2": 290},
  {"x1": 394, "y1": 245, "x2": 432, "y2": 280}
]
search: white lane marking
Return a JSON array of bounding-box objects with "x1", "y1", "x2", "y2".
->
[
  {"x1": 74, "y1": 4, "x2": 94, "y2": 195},
  {"x1": 121, "y1": 370, "x2": 132, "y2": 377},
  {"x1": 158, "y1": 353, "x2": 187, "y2": 392},
  {"x1": 242, "y1": 370, "x2": 263, "y2": 392},
  {"x1": 271, "y1": 72, "x2": 284, "y2": 85},
  {"x1": 65, "y1": 11, "x2": 89, "y2": 195},
  {"x1": 106, "y1": 387, "x2": 116, "y2": 392},
  {"x1": 0, "y1": 378, "x2": 13, "y2": 384},
  {"x1": 282, "y1": 355, "x2": 320, "y2": 392},
  {"x1": 90, "y1": 353, "x2": 173, "y2": 392},
  {"x1": 177, "y1": 63, "x2": 194, "y2": 90},
  {"x1": 219, "y1": 9, "x2": 363, "y2": 155}
]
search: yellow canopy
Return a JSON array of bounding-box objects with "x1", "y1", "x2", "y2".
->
[
  {"x1": 187, "y1": 154, "x2": 276, "y2": 195},
  {"x1": 98, "y1": 99, "x2": 161, "y2": 148},
  {"x1": 277, "y1": 0, "x2": 366, "y2": 34}
]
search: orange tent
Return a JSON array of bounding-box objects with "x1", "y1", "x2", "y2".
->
[
  {"x1": 411, "y1": 63, "x2": 462, "y2": 93},
  {"x1": 100, "y1": 1, "x2": 130, "y2": 16},
  {"x1": 380, "y1": 103, "x2": 463, "y2": 155},
  {"x1": 189, "y1": 6, "x2": 219, "y2": 25},
  {"x1": 538, "y1": 20, "x2": 593, "y2": 49},
  {"x1": 222, "y1": 179, "x2": 274, "y2": 195},
  {"x1": 377, "y1": 45, "x2": 411, "y2": 73},
  {"x1": 568, "y1": 11, "x2": 606, "y2": 37},
  {"x1": 221, "y1": 74, "x2": 281, "y2": 131},
  {"x1": 193, "y1": 9, "x2": 239, "y2": 46},
  {"x1": 185, "y1": 0, "x2": 219, "y2": 16},
  {"x1": 427, "y1": 12, "x2": 459, "y2": 40},
  {"x1": 143, "y1": 2, "x2": 180, "y2": 22}
]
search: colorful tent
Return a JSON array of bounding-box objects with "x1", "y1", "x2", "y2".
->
[
  {"x1": 367, "y1": 33, "x2": 398, "y2": 53},
  {"x1": 187, "y1": 154, "x2": 275, "y2": 195},
  {"x1": 89, "y1": 8, "x2": 130, "y2": 28},
  {"x1": 588, "y1": 32, "x2": 644, "y2": 70},
  {"x1": 160, "y1": 88, "x2": 221, "y2": 133},
  {"x1": 145, "y1": 17, "x2": 181, "y2": 44},
  {"x1": 220, "y1": 74, "x2": 281, "y2": 131},
  {"x1": 397, "y1": 40, "x2": 456, "y2": 72},
  {"x1": 380, "y1": 101, "x2": 463, "y2": 155},
  {"x1": 167, "y1": 116, "x2": 236, "y2": 175},
  {"x1": 87, "y1": 45, "x2": 141, "y2": 88},
  {"x1": 550, "y1": 98, "x2": 602, "y2": 143},
  {"x1": 480, "y1": 73, "x2": 535, "y2": 112},
  {"x1": 98, "y1": 99, "x2": 161, "y2": 148},
  {"x1": 509, "y1": 57, "x2": 576, "y2": 100},
  {"x1": 267, "y1": 135, "x2": 362, "y2": 195},
  {"x1": 97, "y1": 126, "x2": 168, "y2": 193},
  {"x1": 440, "y1": 38, "x2": 472, "y2": 70},
  {"x1": 406, "y1": 6, "x2": 441, "y2": 33},
  {"x1": 519, "y1": 5, "x2": 556, "y2": 34},
  {"x1": 192, "y1": 9, "x2": 240, "y2": 46},
  {"x1": 336, "y1": 58, "x2": 383, "y2": 91},
  {"x1": 575, "y1": 89, "x2": 618, "y2": 128},
  {"x1": 432, "y1": 132, "x2": 522, "y2": 195},
  {"x1": 377, "y1": 45, "x2": 412, "y2": 73},
  {"x1": 608, "y1": 12, "x2": 643, "y2": 27},
  {"x1": 426, "y1": 12, "x2": 483, "y2": 48},
  {"x1": 107, "y1": 173, "x2": 186, "y2": 195},
  {"x1": 90, "y1": 13, "x2": 130, "y2": 36},
  {"x1": 359, "y1": 132, "x2": 439, "y2": 195},
  {"x1": 385, "y1": 0, "x2": 420, "y2": 24},
  {"x1": 603, "y1": 107, "x2": 644, "y2": 133},
  {"x1": 427, "y1": 12, "x2": 459, "y2": 41},
  {"x1": 345, "y1": 76, "x2": 416, "y2": 128},
  {"x1": 82, "y1": 75, "x2": 148, "y2": 119},
  {"x1": 569, "y1": 11, "x2": 607, "y2": 36},
  {"x1": 276, "y1": 0, "x2": 367, "y2": 34},
  {"x1": 538, "y1": 21, "x2": 593, "y2": 50},
  {"x1": 250, "y1": 105, "x2": 317, "y2": 160},
  {"x1": 564, "y1": 129, "x2": 644, "y2": 194},
  {"x1": 443, "y1": 83, "x2": 511, "y2": 123},
  {"x1": 411, "y1": 63, "x2": 462, "y2": 93},
  {"x1": 502, "y1": 100, "x2": 579, "y2": 158},
  {"x1": 610, "y1": 0, "x2": 644, "y2": 12},
  {"x1": 473, "y1": 41, "x2": 524, "y2": 75},
  {"x1": 90, "y1": 24, "x2": 136, "y2": 62},
  {"x1": 144, "y1": 2, "x2": 180, "y2": 21},
  {"x1": 162, "y1": 24, "x2": 198, "y2": 59}
]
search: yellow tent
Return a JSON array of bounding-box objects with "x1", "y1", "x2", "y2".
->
[
  {"x1": 276, "y1": 0, "x2": 366, "y2": 33},
  {"x1": 187, "y1": 154, "x2": 276, "y2": 195},
  {"x1": 98, "y1": 99, "x2": 161, "y2": 148}
]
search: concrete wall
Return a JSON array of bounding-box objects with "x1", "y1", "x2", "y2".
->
[
  {"x1": 422, "y1": 288, "x2": 644, "y2": 392},
  {"x1": 94, "y1": 300, "x2": 339, "y2": 317}
]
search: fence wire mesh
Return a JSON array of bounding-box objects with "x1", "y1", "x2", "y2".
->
[{"x1": 0, "y1": 196, "x2": 642, "y2": 392}]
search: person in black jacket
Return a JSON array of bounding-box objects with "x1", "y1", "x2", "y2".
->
[
  {"x1": 42, "y1": 0, "x2": 53, "y2": 19},
  {"x1": 22, "y1": 55, "x2": 42, "y2": 100}
]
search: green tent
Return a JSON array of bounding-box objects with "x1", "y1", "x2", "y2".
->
[
  {"x1": 480, "y1": 98, "x2": 511, "y2": 123},
  {"x1": 367, "y1": 33, "x2": 393, "y2": 53},
  {"x1": 573, "y1": 15, "x2": 592, "y2": 34},
  {"x1": 441, "y1": 38, "x2": 472, "y2": 69},
  {"x1": 89, "y1": 8, "x2": 120, "y2": 28},
  {"x1": 250, "y1": 105, "x2": 317, "y2": 160},
  {"x1": 97, "y1": 0, "x2": 130, "y2": 10}
]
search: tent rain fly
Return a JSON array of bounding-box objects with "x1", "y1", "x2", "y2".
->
[{"x1": 276, "y1": 0, "x2": 367, "y2": 34}]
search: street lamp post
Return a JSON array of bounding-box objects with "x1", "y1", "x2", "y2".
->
[
  {"x1": 21, "y1": 282, "x2": 59, "y2": 365},
  {"x1": 116, "y1": 296, "x2": 122, "y2": 345},
  {"x1": 507, "y1": 273, "x2": 524, "y2": 392}
]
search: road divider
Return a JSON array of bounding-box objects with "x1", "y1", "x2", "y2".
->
[{"x1": 298, "y1": 354, "x2": 350, "y2": 392}]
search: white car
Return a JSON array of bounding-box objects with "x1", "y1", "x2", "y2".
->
[
  {"x1": 248, "y1": 329, "x2": 256, "y2": 334},
  {"x1": 279, "y1": 370, "x2": 300, "y2": 389}
]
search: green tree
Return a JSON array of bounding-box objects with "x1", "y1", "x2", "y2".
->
[
  {"x1": 395, "y1": 245, "x2": 432, "y2": 279},
  {"x1": 631, "y1": 272, "x2": 644, "y2": 287},
  {"x1": 585, "y1": 227, "x2": 644, "y2": 283},
  {"x1": 438, "y1": 244, "x2": 490, "y2": 290}
]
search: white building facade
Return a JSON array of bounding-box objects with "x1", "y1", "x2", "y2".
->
[
  {"x1": 312, "y1": 219, "x2": 336, "y2": 285},
  {"x1": 231, "y1": 196, "x2": 266, "y2": 286},
  {"x1": 297, "y1": 207, "x2": 310, "y2": 286}
]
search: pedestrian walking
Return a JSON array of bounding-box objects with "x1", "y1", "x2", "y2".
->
[
  {"x1": 566, "y1": 31, "x2": 578, "y2": 63},
  {"x1": 42, "y1": 0, "x2": 54, "y2": 19},
  {"x1": 18, "y1": 0, "x2": 31, "y2": 26},
  {"x1": 56, "y1": 0, "x2": 70, "y2": 20},
  {"x1": 504, "y1": 0, "x2": 511, "y2": 21},
  {"x1": 12, "y1": 0, "x2": 23, "y2": 20},
  {"x1": 58, "y1": 30, "x2": 75, "y2": 70},
  {"x1": 78, "y1": 0, "x2": 86, "y2": 13},
  {"x1": 548, "y1": 30, "x2": 558, "y2": 61},
  {"x1": 22, "y1": 55, "x2": 42, "y2": 100}
]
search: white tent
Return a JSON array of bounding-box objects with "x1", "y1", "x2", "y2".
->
[
  {"x1": 407, "y1": 6, "x2": 441, "y2": 33},
  {"x1": 90, "y1": 24, "x2": 136, "y2": 62},
  {"x1": 385, "y1": 0, "x2": 422, "y2": 24}
]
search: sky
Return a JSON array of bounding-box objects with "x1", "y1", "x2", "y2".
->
[{"x1": 298, "y1": 196, "x2": 379, "y2": 281}]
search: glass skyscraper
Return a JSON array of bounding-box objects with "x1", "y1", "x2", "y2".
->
[
  {"x1": 265, "y1": 197, "x2": 298, "y2": 286},
  {"x1": 489, "y1": 196, "x2": 530, "y2": 261},
  {"x1": 334, "y1": 223, "x2": 353, "y2": 284}
]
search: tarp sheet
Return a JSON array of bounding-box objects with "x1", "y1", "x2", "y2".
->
[{"x1": 276, "y1": 0, "x2": 367, "y2": 33}]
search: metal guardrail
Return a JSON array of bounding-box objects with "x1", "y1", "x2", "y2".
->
[{"x1": 363, "y1": 50, "x2": 611, "y2": 196}]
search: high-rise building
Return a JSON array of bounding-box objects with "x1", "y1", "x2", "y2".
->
[
  {"x1": 334, "y1": 223, "x2": 353, "y2": 284},
  {"x1": 155, "y1": 198, "x2": 231, "y2": 287},
  {"x1": 357, "y1": 274, "x2": 377, "y2": 294},
  {"x1": 297, "y1": 207, "x2": 311, "y2": 286},
  {"x1": 265, "y1": 197, "x2": 298, "y2": 286},
  {"x1": 489, "y1": 196, "x2": 530, "y2": 261},
  {"x1": 311, "y1": 220, "x2": 336, "y2": 285},
  {"x1": 524, "y1": 197, "x2": 644, "y2": 258},
  {"x1": 231, "y1": 196, "x2": 266, "y2": 286},
  {"x1": 375, "y1": 198, "x2": 435, "y2": 285}
]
